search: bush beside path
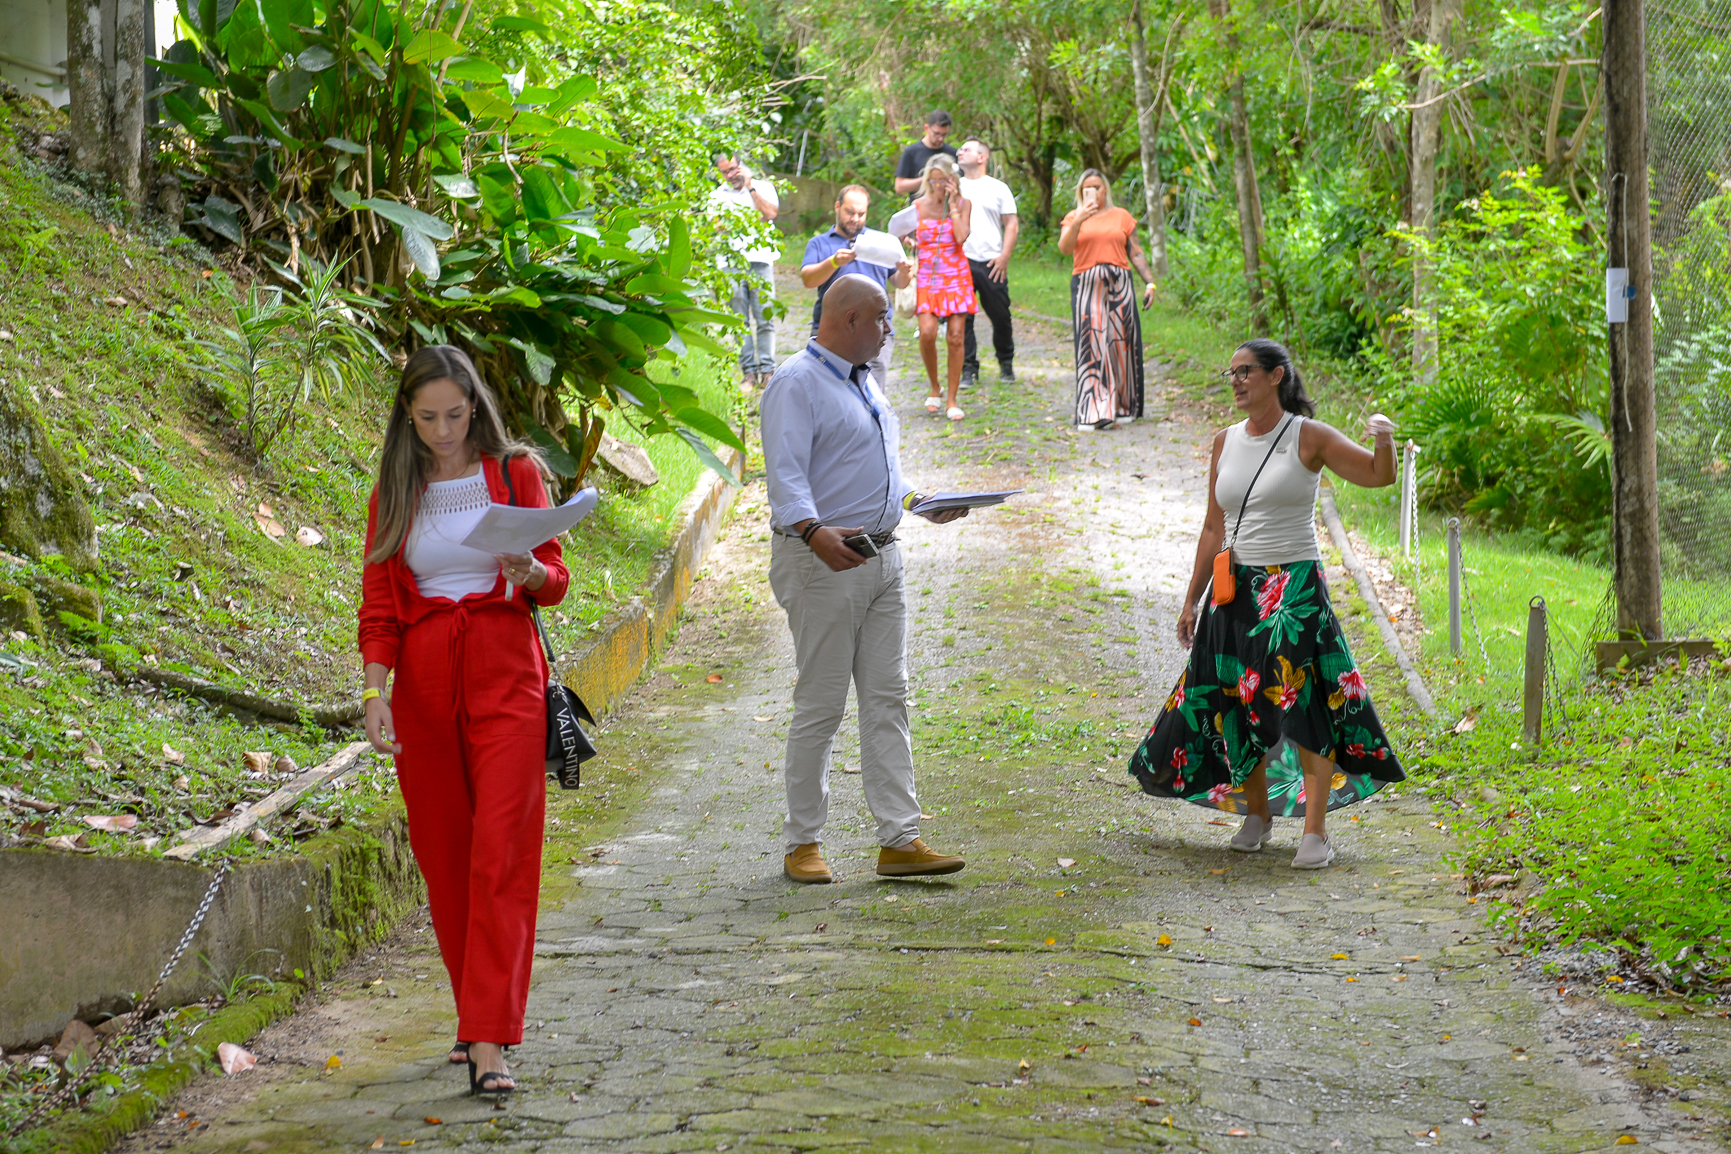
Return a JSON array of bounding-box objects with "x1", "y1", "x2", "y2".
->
[{"x1": 111, "y1": 279, "x2": 1731, "y2": 1153}]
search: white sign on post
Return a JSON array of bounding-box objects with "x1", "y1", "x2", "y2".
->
[{"x1": 1606, "y1": 267, "x2": 1630, "y2": 324}]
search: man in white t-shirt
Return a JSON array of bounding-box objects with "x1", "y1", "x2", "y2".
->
[
  {"x1": 710, "y1": 154, "x2": 782, "y2": 388},
  {"x1": 956, "y1": 138, "x2": 1019, "y2": 384}
]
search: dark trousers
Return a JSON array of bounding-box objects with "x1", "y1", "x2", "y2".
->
[{"x1": 963, "y1": 258, "x2": 1015, "y2": 376}]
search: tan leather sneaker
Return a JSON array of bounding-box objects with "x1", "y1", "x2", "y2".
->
[
  {"x1": 876, "y1": 838, "x2": 965, "y2": 877},
  {"x1": 784, "y1": 843, "x2": 834, "y2": 884}
]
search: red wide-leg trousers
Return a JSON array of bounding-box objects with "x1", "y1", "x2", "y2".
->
[{"x1": 392, "y1": 601, "x2": 546, "y2": 1045}]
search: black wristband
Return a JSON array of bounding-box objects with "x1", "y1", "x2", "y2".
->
[{"x1": 800, "y1": 521, "x2": 823, "y2": 545}]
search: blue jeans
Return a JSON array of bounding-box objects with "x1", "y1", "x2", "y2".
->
[{"x1": 730, "y1": 261, "x2": 776, "y2": 376}]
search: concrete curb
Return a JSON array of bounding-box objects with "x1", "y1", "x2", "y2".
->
[
  {"x1": 0, "y1": 802, "x2": 424, "y2": 1053},
  {"x1": 562, "y1": 448, "x2": 745, "y2": 717}
]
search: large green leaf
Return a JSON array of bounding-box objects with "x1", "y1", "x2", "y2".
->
[
  {"x1": 324, "y1": 136, "x2": 366, "y2": 154},
  {"x1": 403, "y1": 29, "x2": 463, "y2": 64},
  {"x1": 614, "y1": 310, "x2": 672, "y2": 347},
  {"x1": 433, "y1": 172, "x2": 480, "y2": 198},
  {"x1": 150, "y1": 56, "x2": 220, "y2": 88},
  {"x1": 664, "y1": 216, "x2": 691, "y2": 279},
  {"x1": 258, "y1": 0, "x2": 310, "y2": 52},
  {"x1": 523, "y1": 420, "x2": 577, "y2": 476},
  {"x1": 676, "y1": 428, "x2": 740, "y2": 486},
  {"x1": 359, "y1": 197, "x2": 454, "y2": 241},
  {"x1": 266, "y1": 66, "x2": 315, "y2": 111},
  {"x1": 490, "y1": 15, "x2": 549, "y2": 33},
  {"x1": 443, "y1": 57, "x2": 503, "y2": 84},
  {"x1": 458, "y1": 89, "x2": 517, "y2": 122},
  {"x1": 475, "y1": 172, "x2": 517, "y2": 225},
  {"x1": 544, "y1": 126, "x2": 625, "y2": 153},
  {"x1": 519, "y1": 167, "x2": 566, "y2": 224},
  {"x1": 296, "y1": 43, "x2": 336, "y2": 71},
  {"x1": 674, "y1": 407, "x2": 746, "y2": 452},
  {"x1": 394, "y1": 222, "x2": 440, "y2": 279}
]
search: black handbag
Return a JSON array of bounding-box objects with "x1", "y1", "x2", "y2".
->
[{"x1": 501, "y1": 460, "x2": 597, "y2": 789}]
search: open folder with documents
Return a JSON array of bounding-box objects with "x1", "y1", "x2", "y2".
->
[
  {"x1": 908, "y1": 490, "x2": 1022, "y2": 516},
  {"x1": 460, "y1": 487, "x2": 599, "y2": 555}
]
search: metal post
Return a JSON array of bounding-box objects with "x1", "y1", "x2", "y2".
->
[
  {"x1": 1522, "y1": 597, "x2": 1548, "y2": 744},
  {"x1": 795, "y1": 129, "x2": 809, "y2": 177},
  {"x1": 1399, "y1": 442, "x2": 1419, "y2": 560},
  {"x1": 1447, "y1": 517, "x2": 1462, "y2": 658},
  {"x1": 1604, "y1": 0, "x2": 1663, "y2": 641}
]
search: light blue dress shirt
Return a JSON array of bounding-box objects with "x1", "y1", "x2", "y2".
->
[{"x1": 761, "y1": 341, "x2": 907, "y2": 536}]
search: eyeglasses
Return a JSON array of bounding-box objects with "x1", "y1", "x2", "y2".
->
[{"x1": 1218, "y1": 366, "x2": 1257, "y2": 383}]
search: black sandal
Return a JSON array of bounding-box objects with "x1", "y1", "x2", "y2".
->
[
  {"x1": 448, "y1": 1040, "x2": 470, "y2": 1065},
  {"x1": 467, "y1": 1058, "x2": 516, "y2": 1097}
]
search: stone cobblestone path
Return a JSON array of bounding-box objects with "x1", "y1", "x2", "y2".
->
[{"x1": 120, "y1": 273, "x2": 1730, "y2": 1154}]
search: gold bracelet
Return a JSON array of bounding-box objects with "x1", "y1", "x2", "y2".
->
[{"x1": 361, "y1": 687, "x2": 382, "y2": 702}]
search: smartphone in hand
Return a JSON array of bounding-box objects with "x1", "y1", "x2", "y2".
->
[{"x1": 841, "y1": 533, "x2": 880, "y2": 559}]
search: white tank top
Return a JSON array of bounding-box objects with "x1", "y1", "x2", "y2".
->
[
  {"x1": 404, "y1": 472, "x2": 499, "y2": 600},
  {"x1": 1213, "y1": 415, "x2": 1321, "y2": 566}
]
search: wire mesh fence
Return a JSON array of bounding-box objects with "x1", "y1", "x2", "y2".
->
[{"x1": 1647, "y1": 0, "x2": 1731, "y2": 638}]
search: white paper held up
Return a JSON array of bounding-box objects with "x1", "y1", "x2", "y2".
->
[
  {"x1": 909, "y1": 490, "x2": 1022, "y2": 516},
  {"x1": 459, "y1": 488, "x2": 599, "y2": 555},
  {"x1": 886, "y1": 204, "x2": 919, "y2": 240},
  {"x1": 849, "y1": 228, "x2": 905, "y2": 269}
]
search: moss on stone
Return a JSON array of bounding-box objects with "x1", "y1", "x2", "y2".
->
[
  {"x1": 0, "y1": 580, "x2": 45, "y2": 639},
  {"x1": 0, "y1": 379, "x2": 97, "y2": 572},
  {"x1": 29, "y1": 575, "x2": 102, "y2": 623}
]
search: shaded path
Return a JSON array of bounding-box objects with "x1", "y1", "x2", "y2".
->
[{"x1": 118, "y1": 270, "x2": 1727, "y2": 1153}]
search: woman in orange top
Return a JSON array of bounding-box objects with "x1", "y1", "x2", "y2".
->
[{"x1": 1058, "y1": 169, "x2": 1156, "y2": 430}]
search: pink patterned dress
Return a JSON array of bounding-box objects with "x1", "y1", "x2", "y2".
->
[{"x1": 915, "y1": 217, "x2": 976, "y2": 318}]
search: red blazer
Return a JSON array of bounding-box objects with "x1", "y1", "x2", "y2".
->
[{"x1": 358, "y1": 454, "x2": 571, "y2": 671}]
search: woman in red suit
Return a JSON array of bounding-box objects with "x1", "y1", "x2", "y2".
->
[{"x1": 358, "y1": 345, "x2": 568, "y2": 1097}]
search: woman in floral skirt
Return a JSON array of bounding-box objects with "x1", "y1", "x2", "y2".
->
[{"x1": 1128, "y1": 338, "x2": 1404, "y2": 868}]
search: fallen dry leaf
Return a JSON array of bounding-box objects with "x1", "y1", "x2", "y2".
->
[
  {"x1": 1133, "y1": 1095, "x2": 1163, "y2": 1106},
  {"x1": 706, "y1": 673, "x2": 723, "y2": 683},
  {"x1": 1187, "y1": 1017, "x2": 1202, "y2": 1027},
  {"x1": 1044, "y1": 937, "x2": 1056, "y2": 945},
  {"x1": 1209, "y1": 867, "x2": 1229, "y2": 875},
  {"x1": 1452, "y1": 713, "x2": 1477, "y2": 734},
  {"x1": 752, "y1": 715, "x2": 773, "y2": 722},
  {"x1": 1330, "y1": 953, "x2": 1349, "y2": 960},
  {"x1": 1228, "y1": 1129, "x2": 1250, "y2": 1137},
  {"x1": 424, "y1": 1117, "x2": 441, "y2": 1125},
  {"x1": 217, "y1": 1042, "x2": 256, "y2": 1074},
  {"x1": 1156, "y1": 934, "x2": 1173, "y2": 948},
  {"x1": 254, "y1": 511, "x2": 286, "y2": 538},
  {"x1": 83, "y1": 814, "x2": 138, "y2": 833},
  {"x1": 371, "y1": 1139, "x2": 385, "y2": 1149},
  {"x1": 1057, "y1": 857, "x2": 1076, "y2": 868},
  {"x1": 274, "y1": 754, "x2": 298, "y2": 775},
  {"x1": 44, "y1": 834, "x2": 95, "y2": 853},
  {"x1": 1017, "y1": 1058, "x2": 1031, "y2": 1072},
  {"x1": 243, "y1": 751, "x2": 273, "y2": 774},
  {"x1": 1399, "y1": 955, "x2": 1422, "y2": 961},
  {"x1": 162, "y1": 744, "x2": 186, "y2": 765},
  {"x1": 295, "y1": 526, "x2": 325, "y2": 547},
  {"x1": 1616, "y1": 1137, "x2": 1638, "y2": 1145},
  {"x1": 325, "y1": 1055, "x2": 342, "y2": 1070},
  {"x1": 1212, "y1": 996, "x2": 1233, "y2": 1003},
  {"x1": 172, "y1": 775, "x2": 191, "y2": 791}
]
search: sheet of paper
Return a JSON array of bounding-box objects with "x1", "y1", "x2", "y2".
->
[
  {"x1": 459, "y1": 487, "x2": 599, "y2": 555},
  {"x1": 909, "y1": 489, "x2": 1023, "y2": 515},
  {"x1": 850, "y1": 228, "x2": 905, "y2": 269},
  {"x1": 886, "y1": 204, "x2": 919, "y2": 240}
]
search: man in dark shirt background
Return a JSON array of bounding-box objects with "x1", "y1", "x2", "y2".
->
[{"x1": 893, "y1": 110, "x2": 958, "y2": 199}]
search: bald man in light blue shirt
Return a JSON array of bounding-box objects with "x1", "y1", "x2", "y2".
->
[{"x1": 760, "y1": 277, "x2": 969, "y2": 885}]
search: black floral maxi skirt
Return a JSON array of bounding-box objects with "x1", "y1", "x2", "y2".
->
[{"x1": 1129, "y1": 561, "x2": 1404, "y2": 815}]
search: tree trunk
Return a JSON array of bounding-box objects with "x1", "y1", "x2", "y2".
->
[
  {"x1": 1210, "y1": 0, "x2": 1266, "y2": 333},
  {"x1": 1408, "y1": 0, "x2": 1461, "y2": 389},
  {"x1": 65, "y1": 0, "x2": 150, "y2": 207},
  {"x1": 1603, "y1": 0, "x2": 1662, "y2": 640},
  {"x1": 1130, "y1": 0, "x2": 1172, "y2": 279},
  {"x1": 67, "y1": 0, "x2": 107, "y2": 179}
]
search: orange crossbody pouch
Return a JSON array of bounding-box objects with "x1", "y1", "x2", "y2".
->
[{"x1": 1213, "y1": 416, "x2": 1294, "y2": 607}]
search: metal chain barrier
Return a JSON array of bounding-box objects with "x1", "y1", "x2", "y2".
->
[
  {"x1": 1455, "y1": 547, "x2": 1492, "y2": 667},
  {"x1": 8, "y1": 856, "x2": 232, "y2": 1138}
]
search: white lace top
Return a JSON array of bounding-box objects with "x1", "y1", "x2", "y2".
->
[{"x1": 403, "y1": 472, "x2": 498, "y2": 601}]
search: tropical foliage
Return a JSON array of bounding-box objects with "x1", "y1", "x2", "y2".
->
[{"x1": 151, "y1": 0, "x2": 767, "y2": 484}]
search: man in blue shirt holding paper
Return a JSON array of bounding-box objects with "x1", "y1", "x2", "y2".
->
[
  {"x1": 760, "y1": 275, "x2": 967, "y2": 885},
  {"x1": 800, "y1": 185, "x2": 912, "y2": 390}
]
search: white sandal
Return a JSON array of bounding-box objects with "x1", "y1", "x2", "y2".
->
[
  {"x1": 925, "y1": 396, "x2": 942, "y2": 412},
  {"x1": 947, "y1": 406, "x2": 965, "y2": 421}
]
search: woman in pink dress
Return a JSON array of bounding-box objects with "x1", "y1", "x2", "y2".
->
[{"x1": 913, "y1": 154, "x2": 974, "y2": 420}]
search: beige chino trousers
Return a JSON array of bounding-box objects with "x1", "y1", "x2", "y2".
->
[{"x1": 768, "y1": 534, "x2": 921, "y2": 853}]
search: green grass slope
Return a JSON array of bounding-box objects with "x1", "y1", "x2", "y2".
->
[{"x1": 0, "y1": 90, "x2": 734, "y2": 859}]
